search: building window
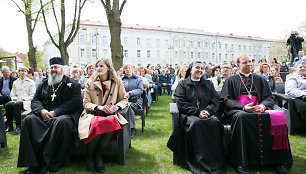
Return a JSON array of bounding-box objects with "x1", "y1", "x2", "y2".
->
[
  {"x1": 225, "y1": 44, "x2": 228, "y2": 49},
  {"x1": 183, "y1": 51, "x2": 186, "y2": 58},
  {"x1": 92, "y1": 35, "x2": 96, "y2": 43},
  {"x1": 137, "y1": 37, "x2": 141, "y2": 45},
  {"x1": 80, "y1": 48, "x2": 85, "y2": 57},
  {"x1": 124, "y1": 37, "x2": 128, "y2": 45},
  {"x1": 239, "y1": 45, "x2": 241, "y2": 51},
  {"x1": 147, "y1": 50, "x2": 151, "y2": 58},
  {"x1": 92, "y1": 48, "x2": 96, "y2": 58},
  {"x1": 182, "y1": 40, "x2": 186, "y2": 47},
  {"x1": 80, "y1": 34, "x2": 85, "y2": 43},
  {"x1": 157, "y1": 50, "x2": 160, "y2": 58},
  {"x1": 198, "y1": 41, "x2": 201, "y2": 48},
  {"x1": 175, "y1": 51, "x2": 178, "y2": 58},
  {"x1": 102, "y1": 36, "x2": 107, "y2": 44},
  {"x1": 231, "y1": 54, "x2": 234, "y2": 59},
  {"x1": 137, "y1": 50, "x2": 141, "y2": 58},
  {"x1": 219, "y1": 53, "x2": 221, "y2": 60},
  {"x1": 212, "y1": 43, "x2": 215, "y2": 49},
  {"x1": 212, "y1": 53, "x2": 215, "y2": 59},
  {"x1": 103, "y1": 49, "x2": 107, "y2": 57},
  {"x1": 197, "y1": 52, "x2": 201, "y2": 59},
  {"x1": 205, "y1": 41, "x2": 208, "y2": 48},
  {"x1": 165, "y1": 39, "x2": 169, "y2": 46},
  {"x1": 147, "y1": 38, "x2": 150, "y2": 47},
  {"x1": 219, "y1": 43, "x2": 221, "y2": 49},
  {"x1": 190, "y1": 41, "x2": 194, "y2": 47},
  {"x1": 225, "y1": 53, "x2": 228, "y2": 59},
  {"x1": 124, "y1": 50, "x2": 128, "y2": 58},
  {"x1": 231, "y1": 44, "x2": 234, "y2": 50},
  {"x1": 175, "y1": 39, "x2": 178, "y2": 47},
  {"x1": 156, "y1": 39, "x2": 160, "y2": 46},
  {"x1": 190, "y1": 51, "x2": 194, "y2": 59},
  {"x1": 244, "y1": 45, "x2": 246, "y2": 51},
  {"x1": 206, "y1": 52, "x2": 208, "y2": 59}
]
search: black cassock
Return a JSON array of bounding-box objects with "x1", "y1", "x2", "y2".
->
[
  {"x1": 17, "y1": 76, "x2": 81, "y2": 172},
  {"x1": 220, "y1": 73, "x2": 293, "y2": 167},
  {"x1": 168, "y1": 77, "x2": 225, "y2": 174}
]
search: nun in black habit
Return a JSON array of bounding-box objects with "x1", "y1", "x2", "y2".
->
[
  {"x1": 220, "y1": 54, "x2": 292, "y2": 174},
  {"x1": 168, "y1": 61, "x2": 226, "y2": 174}
]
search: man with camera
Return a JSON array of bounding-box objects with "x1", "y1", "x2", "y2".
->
[{"x1": 287, "y1": 31, "x2": 304, "y2": 66}]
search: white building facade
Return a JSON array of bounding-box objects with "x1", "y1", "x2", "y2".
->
[{"x1": 42, "y1": 20, "x2": 273, "y2": 68}]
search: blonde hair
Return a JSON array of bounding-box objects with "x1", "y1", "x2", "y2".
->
[
  {"x1": 18, "y1": 67, "x2": 29, "y2": 72},
  {"x1": 177, "y1": 65, "x2": 188, "y2": 80},
  {"x1": 85, "y1": 63, "x2": 95, "y2": 74},
  {"x1": 122, "y1": 63, "x2": 134, "y2": 75}
]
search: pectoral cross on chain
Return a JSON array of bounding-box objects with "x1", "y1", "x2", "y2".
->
[
  {"x1": 51, "y1": 93, "x2": 56, "y2": 101},
  {"x1": 197, "y1": 100, "x2": 200, "y2": 108}
]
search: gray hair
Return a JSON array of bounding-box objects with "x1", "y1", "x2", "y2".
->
[
  {"x1": 221, "y1": 62, "x2": 231, "y2": 68},
  {"x1": 295, "y1": 61, "x2": 306, "y2": 68},
  {"x1": 1, "y1": 66, "x2": 10, "y2": 72}
]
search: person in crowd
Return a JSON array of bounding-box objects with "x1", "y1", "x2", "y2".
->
[
  {"x1": 5, "y1": 67, "x2": 36, "y2": 134},
  {"x1": 78, "y1": 63, "x2": 95, "y2": 89},
  {"x1": 152, "y1": 69, "x2": 159, "y2": 86},
  {"x1": 259, "y1": 63, "x2": 276, "y2": 92},
  {"x1": 211, "y1": 62, "x2": 231, "y2": 91},
  {"x1": 220, "y1": 54, "x2": 292, "y2": 174},
  {"x1": 171, "y1": 65, "x2": 188, "y2": 92},
  {"x1": 293, "y1": 49, "x2": 305, "y2": 63},
  {"x1": 270, "y1": 57, "x2": 280, "y2": 73},
  {"x1": 122, "y1": 64, "x2": 143, "y2": 138},
  {"x1": 271, "y1": 66, "x2": 283, "y2": 83},
  {"x1": 117, "y1": 68, "x2": 124, "y2": 79},
  {"x1": 0, "y1": 66, "x2": 17, "y2": 104},
  {"x1": 203, "y1": 64, "x2": 212, "y2": 79},
  {"x1": 17, "y1": 57, "x2": 81, "y2": 174},
  {"x1": 287, "y1": 31, "x2": 304, "y2": 65},
  {"x1": 232, "y1": 66, "x2": 239, "y2": 74},
  {"x1": 78, "y1": 59, "x2": 128, "y2": 173},
  {"x1": 169, "y1": 61, "x2": 225, "y2": 174},
  {"x1": 63, "y1": 65, "x2": 71, "y2": 77},
  {"x1": 231, "y1": 60, "x2": 237, "y2": 68},
  {"x1": 158, "y1": 69, "x2": 171, "y2": 95},
  {"x1": 139, "y1": 66, "x2": 157, "y2": 104},
  {"x1": 33, "y1": 68, "x2": 45, "y2": 88},
  {"x1": 285, "y1": 61, "x2": 306, "y2": 127},
  {"x1": 260, "y1": 57, "x2": 268, "y2": 63},
  {"x1": 45, "y1": 68, "x2": 49, "y2": 79},
  {"x1": 71, "y1": 68, "x2": 81, "y2": 82},
  {"x1": 134, "y1": 67, "x2": 149, "y2": 89},
  {"x1": 11, "y1": 70, "x2": 18, "y2": 78},
  {"x1": 280, "y1": 62, "x2": 289, "y2": 73},
  {"x1": 149, "y1": 68, "x2": 159, "y2": 103},
  {"x1": 211, "y1": 65, "x2": 221, "y2": 78},
  {"x1": 27, "y1": 67, "x2": 35, "y2": 80}
]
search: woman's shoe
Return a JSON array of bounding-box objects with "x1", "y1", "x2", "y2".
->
[
  {"x1": 95, "y1": 154, "x2": 105, "y2": 173},
  {"x1": 85, "y1": 155, "x2": 95, "y2": 172}
]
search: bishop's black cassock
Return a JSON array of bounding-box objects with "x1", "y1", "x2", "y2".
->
[
  {"x1": 220, "y1": 73, "x2": 292, "y2": 167},
  {"x1": 17, "y1": 75, "x2": 81, "y2": 172}
]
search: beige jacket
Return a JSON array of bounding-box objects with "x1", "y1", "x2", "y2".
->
[
  {"x1": 10, "y1": 77, "x2": 36, "y2": 111},
  {"x1": 78, "y1": 73, "x2": 128, "y2": 140}
]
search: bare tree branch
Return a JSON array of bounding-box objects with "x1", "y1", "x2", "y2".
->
[
  {"x1": 51, "y1": 0, "x2": 61, "y2": 34},
  {"x1": 40, "y1": 0, "x2": 59, "y2": 48},
  {"x1": 32, "y1": 2, "x2": 44, "y2": 31},
  {"x1": 119, "y1": 0, "x2": 127, "y2": 15},
  {"x1": 66, "y1": 0, "x2": 78, "y2": 42},
  {"x1": 11, "y1": 0, "x2": 25, "y2": 14}
]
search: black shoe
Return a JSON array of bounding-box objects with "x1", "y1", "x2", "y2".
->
[
  {"x1": 236, "y1": 166, "x2": 249, "y2": 174},
  {"x1": 14, "y1": 126, "x2": 21, "y2": 134},
  {"x1": 85, "y1": 155, "x2": 95, "y2": 172},
  {"x1": 131, "y1": 128, "x2": 137, "y2": 138},
  {"x1": 95, "y1": 154, "x2": 105, "y2": 173},
  {"x1": 5, "y1": 126, "x2": 13, "y2": 132},
  {"x1": 275, "y1": 165, "x2": 289, "y2": 174}
]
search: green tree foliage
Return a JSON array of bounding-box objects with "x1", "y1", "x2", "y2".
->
[{"x1": 23, "y1": 50, "x2": 45, "y2": 69}]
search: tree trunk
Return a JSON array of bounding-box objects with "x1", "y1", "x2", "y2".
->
[
  {"x1": 25, "y1": 7, "x2": 37, "y2": 70},
  {"x1": 59, "y1": 44, "x2": 69, "y2": 65},
  {"x1": 108, "y1": 13, "x2": 123, "y2": 71}
]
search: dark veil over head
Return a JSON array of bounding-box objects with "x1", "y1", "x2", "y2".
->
[{"x1": 185, "y1": 61, "x2": 203, "y2": 79}]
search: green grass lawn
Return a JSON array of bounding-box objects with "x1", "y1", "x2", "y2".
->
[{"x1": 0, "y1": 95, "x2": 306, "y2": 173}]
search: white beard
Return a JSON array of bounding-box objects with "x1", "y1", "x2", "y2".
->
[{"x1": 48, "y1": 73, "x2": 64, "y2": 86}]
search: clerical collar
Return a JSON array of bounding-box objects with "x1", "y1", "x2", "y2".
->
[
  {"x1": 240, "y1": 72, "x2": 251, "y2": 78},
  {"x1": 191, "y1": 77, "x2": 200, "y2": 82}
]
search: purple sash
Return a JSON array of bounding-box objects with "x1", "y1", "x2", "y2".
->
[{"x1": 235, "y1": 95, "x2": 289, "y2": 150}]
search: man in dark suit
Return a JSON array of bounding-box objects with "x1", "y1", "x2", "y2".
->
[
  {"x1": 0, "y1": 66, "x2": 17, "y2": 105},
  {"x1": 17, "y1": 57, "x2": 81, "y2": 174}
]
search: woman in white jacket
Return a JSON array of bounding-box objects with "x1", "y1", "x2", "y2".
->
[{"x1": 5, "y1": 67, "x2": 36, "y2": 134}]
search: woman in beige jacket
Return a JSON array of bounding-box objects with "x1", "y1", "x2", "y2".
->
[
  {"x1": 6, "y1": 67, "x2": 36, "y2": 134},
  {"x1": 78, "y1": 59, "x2": 128, "y2": 173}
]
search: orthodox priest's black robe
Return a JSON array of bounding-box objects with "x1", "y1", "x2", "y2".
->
[
  {"x1": 220, "y1": 73, "x2": 293, "y2": 167},
  {"x1": 17, "y1": 75, "x2": 81, "y2": 172},
  {"x1": 168, "y1": 77, "x2": 226, "y2": 174}
]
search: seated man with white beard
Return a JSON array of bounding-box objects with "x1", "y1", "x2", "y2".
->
[{"x1": 17, "y1": 57, "x2": 81, "y2": 174}]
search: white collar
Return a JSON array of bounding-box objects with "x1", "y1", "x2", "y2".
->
[
  {"x1": 240, "y1": 72, "x2": 251, "y2": 77},
  {"x1": 191, "y1": 77, "x2": 200, "y2": 81}
]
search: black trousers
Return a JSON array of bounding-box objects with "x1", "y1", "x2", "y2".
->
[
  {"x1": 0, "y1": 95, "x2": 11, "y2": 105},
  {"x1": 6, "y1": 101, "x2": 23, "y2": 127}
]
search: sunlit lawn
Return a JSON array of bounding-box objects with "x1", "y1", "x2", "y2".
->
[{"x1": 0, "y1": 95, "x2": 305, "y2": 173}]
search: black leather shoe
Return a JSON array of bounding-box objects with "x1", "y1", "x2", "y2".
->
[
  {"x1": 5, "y1": 126, "x2": 13, "y2": 132},
  {"x1": 276, "y1": 165, "x2": 289, "y2": 174},
  {"x1": 131, "y1": 128, "x2": 137, "y2": 138},
  {"x1": 14, "y1": 126, "x2": 21, "y2": 134},
  {"x1": 236, "y1": 166, "x2": 249, "y2": 174},
  {"x1": 95, "y1": 155, "x2": 105, "y2": 173},
  {"x1": 85, "y1": 155, "x2": 95, "y2": 172}
]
